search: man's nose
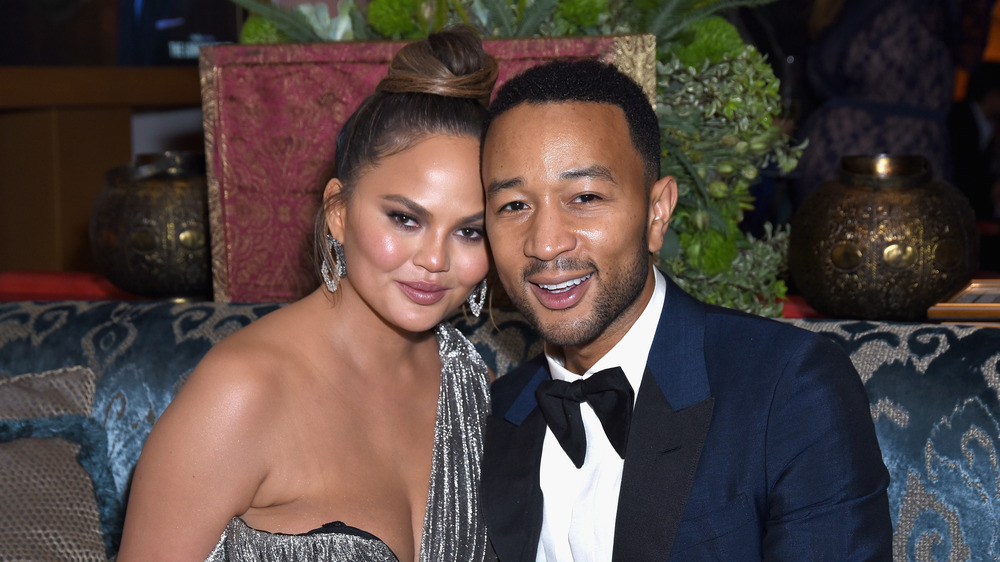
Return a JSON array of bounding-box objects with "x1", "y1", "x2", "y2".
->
[{"x1": 524, "y1": 206, "x2": 576, "y2": 261}]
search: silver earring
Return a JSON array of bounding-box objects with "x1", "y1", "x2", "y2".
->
[
  {"x1": 322, "y1": 234, "x2": 348, "y2": 292},
  {"x1": 468, "y1": 278, "x2": 487, "y2": 317}
]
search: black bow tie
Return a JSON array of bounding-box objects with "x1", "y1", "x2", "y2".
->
[{"x1": 534, "y1": 366, "x2": 634, "y2": 468}]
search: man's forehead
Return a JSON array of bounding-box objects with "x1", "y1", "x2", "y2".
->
[
  {"x1": 484, "y1": 102, "x2": 630, "y2": 157},
  {"x1": 491, "y1": 99, "x2": 625, "y2": 124}
]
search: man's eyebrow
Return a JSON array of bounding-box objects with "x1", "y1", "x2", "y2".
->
[
  {"x1": 486, "y1": 177, "x2": 522, "y2": 197},
  {"x1": 561, "y1": 165, "x2": 615, "y2": 183}
]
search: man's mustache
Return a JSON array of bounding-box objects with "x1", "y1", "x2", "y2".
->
[{"x1": 522, "y1": 258, "x2": 596, "y2": 280}]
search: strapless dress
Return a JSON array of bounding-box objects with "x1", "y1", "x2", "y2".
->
[
  {"x1": 206, "y1": 518, "x2": 399, "y2": 561},
  {"x1": 205, "y1": 323, "x2": 493, "y2": 562}
]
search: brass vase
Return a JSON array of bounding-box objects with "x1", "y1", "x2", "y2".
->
[
  {"x1": 788, "y1": 155, "x2": 978, "y2": 321},
  {"x1": 89, "y1": 151, "x2": 211, "y2": 300}
]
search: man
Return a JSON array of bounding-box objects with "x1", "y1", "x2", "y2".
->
[{"x1": 479, "y1": 59, "x2": 891, "y2": 560}]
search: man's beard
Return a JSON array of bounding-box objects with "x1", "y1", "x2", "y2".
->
[{"x1": 506, "y1": 243, "x2": 650, "y2": 348}]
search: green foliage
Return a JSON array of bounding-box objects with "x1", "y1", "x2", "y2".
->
[
  {"x1": 644, "y1": 0, "x2": 775, "y2": 43},
  {"x1": 669, "y1": 15, "x2": 744, "y2": 67},
  {"x1": 229, "y1": 0, "x2": 323, "y2": 42},
  {"x1": 367, "y1": 0, "x2": 428, "y2": 38},
  {"x1": 664, "y1": 223, "x2": 789, "y2": 317},
  {"x1": 298, "y1": 0, "x2": 358, "y2": 40},
  {"x1": 557, "y1": 0, "x2": 607, "y2": 27},
  {"x1": 239, "y1": 13, "x2": 293, "y2": 44},
  {"x1": 655, "y1": 19, "x2": 803, "y2": 316}
]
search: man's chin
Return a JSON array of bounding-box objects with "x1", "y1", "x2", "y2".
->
[{"x1": 526, "y1": 313, "x2": 601, "y2": 349}]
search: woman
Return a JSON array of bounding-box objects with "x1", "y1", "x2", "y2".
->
[{"x1": 118, "y1": 26, "x2": 498, "y2": 562}]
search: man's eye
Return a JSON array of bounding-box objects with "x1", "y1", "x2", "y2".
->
[
  {"x1": 576, "y1": 194, "x2": 600, "y2": 203},
  {"x1": 499, "y1": 201, "x2": 527, "y2": 212}
]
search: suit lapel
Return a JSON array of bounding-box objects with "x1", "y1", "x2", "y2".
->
[
  {"x1": 612, "y1": 277, "x2": 716, "y2": 560},
  {"x1": 482, "y1": 360, "x2": 549, "y2": 562}
]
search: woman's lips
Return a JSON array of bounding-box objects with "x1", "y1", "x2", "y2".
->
[
  {"x1": 529, "y1": 273, "x2": 592, "y2": 310},
  {"x1": 397, "y1": 281, "x2": 448, "y2": 306}
]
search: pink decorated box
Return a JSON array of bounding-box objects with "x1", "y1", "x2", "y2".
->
[{"x1": 200, "y1": 35, "x2": 655, "y2": 302}]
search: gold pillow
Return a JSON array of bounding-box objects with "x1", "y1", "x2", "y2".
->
[{"x1": 0, "y1": 367, "x2": 107, "y2": 561}]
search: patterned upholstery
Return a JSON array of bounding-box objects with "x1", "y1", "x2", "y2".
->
[
  {"x1": 785, "y1": 319, "x2": 1000, "y2": 560},
  {"x1": 0, "y1": 367, "x2": 110, "y2": 560},
  {"x1": 1, "y1": 300, "x2": 998, "y2": 560}
]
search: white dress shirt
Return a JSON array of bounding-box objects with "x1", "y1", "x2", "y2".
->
[{"x1": 536, "y1": 269, "x2": 666, "y2": 562}]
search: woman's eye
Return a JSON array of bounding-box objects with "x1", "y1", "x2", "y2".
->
[
  {"x1": 457, "y1": 227, "x2": 485, "y2": 240},
  {"x1": 390, "y1": 213, "x2": 418, "y2": 228}
]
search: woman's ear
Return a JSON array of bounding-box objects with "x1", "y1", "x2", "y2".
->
[
  {"x1": 324, "y1": 178, "x2": 347, "y2": 240},
  {"x1": 647, "y1": 175, "x2": 678, "y2": 254}
]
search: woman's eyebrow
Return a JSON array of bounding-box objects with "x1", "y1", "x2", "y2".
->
[
  {"x1": 383, "y1": 194, "x2": 430, "y2": 219},
  {"x1": 385, "y1": 194, "x2": 483, "y2": 224}
]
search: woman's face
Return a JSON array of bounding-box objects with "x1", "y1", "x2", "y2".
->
[{"x1": 330, "y1": 134, "x2": 489, "y2": 333}]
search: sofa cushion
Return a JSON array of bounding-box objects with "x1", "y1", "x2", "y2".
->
[
  {"x1": 0, "y1": 300, "x2": 283, "y2": 513},
  {"x1": 0, "y1": 366, "x2": 121, "y2": 558},
  {"x1": 789, "y1": 319, "x2": 1000, "y2": 560}
]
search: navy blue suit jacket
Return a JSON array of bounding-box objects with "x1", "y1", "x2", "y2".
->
[{"x1": 482, "y1": 277, "x2": 892, "y2": 560}]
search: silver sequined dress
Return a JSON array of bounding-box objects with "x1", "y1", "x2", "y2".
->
[{"x1": 205, "y1": 323, "x2": 493, "y2": 562}]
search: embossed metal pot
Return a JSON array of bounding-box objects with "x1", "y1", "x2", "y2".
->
[
  {"x1": 89, "y1": 151, "x2": 211, "y2": 300},
  {"x1": 789, "y1": 154, "x2": 978, "y2": 321}
]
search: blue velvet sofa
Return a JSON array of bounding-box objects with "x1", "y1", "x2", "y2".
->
[{"x1": 1, "y1": 300, "x2": 998, "y2": 560}]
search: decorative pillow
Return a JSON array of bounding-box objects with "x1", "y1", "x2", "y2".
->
[{"x1": 0, "y1": 366, "x2": 121, "y2": 559}]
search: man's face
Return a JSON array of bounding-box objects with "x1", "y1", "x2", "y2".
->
[{"x1": 482, "y1": 101, "x2": 675, "y2": 359}]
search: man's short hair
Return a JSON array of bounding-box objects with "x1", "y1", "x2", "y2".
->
[{"x1": 484, "y1": 59, "x2": 661, "y2": 185}]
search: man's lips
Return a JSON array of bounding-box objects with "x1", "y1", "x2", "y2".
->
[
  {"x1": 534, "y1": 273, "x2": 592, "y2": 293},
  {"x1": 529, "y1": 273, "x2": 592, "y2": 309},
  {"x1": 397, "y1": 281, "x2": 448, "y2": 306}
]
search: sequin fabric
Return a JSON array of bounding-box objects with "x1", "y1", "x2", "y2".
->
[{"x1": 205, "y1": 322, "x2": 492, "y2": 562}]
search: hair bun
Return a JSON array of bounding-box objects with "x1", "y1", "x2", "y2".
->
[{"x1": 376, "y1": 26, "x2": 498, "y2": 105}]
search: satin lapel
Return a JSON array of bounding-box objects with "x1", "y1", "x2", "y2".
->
[
  {"x1": 612, "y1": 276, "x2": 716, "y2": 560},
  {"x1": 482, "y1": 361, "x2": 549, "y2": 562},
  {"x1": 612, "y1": 371, "x2": 714, "y2": 560}
]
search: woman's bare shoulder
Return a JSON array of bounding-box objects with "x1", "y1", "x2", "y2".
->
[
  {"x1": 117, "y1": 304, "x2": 318, "y2": 559},
  {"x1": 195, "y1": 296, "x2": 321, "y2": 383}
]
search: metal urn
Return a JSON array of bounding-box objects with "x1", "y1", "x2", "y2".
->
[
  {"x1": 89, "y1": 151, "x2": 211, "y2": 300},
  {"x1": 788, "y1": 154, "x2": 978, "y2": 321}
]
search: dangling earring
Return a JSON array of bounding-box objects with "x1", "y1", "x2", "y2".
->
[
  {"x1": 467, "y1": 278, "x2": 487, "y2": 318},
  {"x1": 321, "y1": 234, "x2": 348, "y2": 293}
]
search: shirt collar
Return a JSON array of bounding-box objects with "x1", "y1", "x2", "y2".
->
[{"x1": 545, "y1": 268, "x2": 666, "y2": 401}]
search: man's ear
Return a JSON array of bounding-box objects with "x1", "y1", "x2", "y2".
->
[
  {"x1": 324, "y1": 178, "x2": 347, "y2": 240},
  {"x1": 647, "y1": 176, "x2": 678, "y2": 254}
]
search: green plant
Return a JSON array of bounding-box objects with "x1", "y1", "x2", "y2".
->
[
  {"x1": 654, "y1": 16, "x2": 803, "y2": 314},
  {"x1": 229, "y1": 0, "x2": 800, "y2": 316}
]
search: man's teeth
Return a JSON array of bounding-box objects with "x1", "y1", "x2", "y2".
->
[{"x1": 538, "y1": 274, "x2": 592, "y2": 293}]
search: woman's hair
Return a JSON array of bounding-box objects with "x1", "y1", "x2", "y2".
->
[{"x1": 314, "y1": 26, "x2": 498, "y2": 281}]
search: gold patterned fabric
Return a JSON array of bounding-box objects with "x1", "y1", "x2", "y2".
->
[{"x1": 0, "y1": 367, "x2": 107, "y2": 561}]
